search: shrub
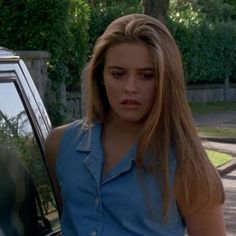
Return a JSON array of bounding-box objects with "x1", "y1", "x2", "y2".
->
[
  {"x1": 181, "y1": 21, "x2": 236, "y2": 83},
  {"x1": 88, "y1": 0, "x2": 142, "y2": 55},
  {"x1": 168, "y1": 1, "x2": 236, "y2": 83},
  {"x1": 0, "y1": 0, "x2": 90, "y2": 126}
]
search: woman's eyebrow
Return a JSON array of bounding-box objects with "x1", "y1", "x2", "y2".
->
[
  {"x1": 107, "y1": 66, "x2": 124, "y2": 70},
  {"x1": 107, "y1": 66, "x2": 154, "y2": 71},
  {"x1": 139, "y1": 68, "x2": 154, "y2": 71},
  {"x1": 141, "y1": 67, "x2": 154, "y2": 70}
]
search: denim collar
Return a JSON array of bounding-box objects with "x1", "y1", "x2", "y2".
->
[
  {"x1": 75, "y1": 121, "x2": 137, "y2": 184},
  {"x1": 75, "y1": 121, "x2": 136, "y2": 162}
]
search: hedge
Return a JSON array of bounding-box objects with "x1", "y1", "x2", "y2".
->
[{"x1": 181, "y1": 21, "x2": 236, "y2": 83}]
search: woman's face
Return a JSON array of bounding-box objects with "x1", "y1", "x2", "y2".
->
[{"x1": 103, "y1": 42, "x2": 156, "y2": 124}]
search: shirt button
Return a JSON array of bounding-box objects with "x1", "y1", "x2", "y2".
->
[
  {"x1": 91, "y1": 231, "x2": 96, "y2": 236},
  {"x1": 95, "y1": 197, "x2": 99, "y2": 206}
]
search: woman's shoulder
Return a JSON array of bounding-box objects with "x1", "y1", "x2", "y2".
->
[
  {"x1": 45, "y1": 120, "x2": 85, "y2": 157},
  {"x1": 46, "y1": 119, "x2": 100, "y2": 153},
  {"x1": 46, "y1": 122, "x2": 73, "y2": 146},
  {"x1": 50, "y1": 119, "x2": 87, "y2": 137}
]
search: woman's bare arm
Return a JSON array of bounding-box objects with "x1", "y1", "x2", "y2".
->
[
  {"x1": 178, "y1": 199, "x2": 226, "y2": 236},
  {"x1": 45, "y1": 125, "x2": 67, "y2": 216}
]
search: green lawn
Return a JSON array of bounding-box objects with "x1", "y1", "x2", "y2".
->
[
  {"x1": 206, "y1": 149, "x2": 232, "y2": 167},
  {"x1": 189, "y1": 101, "x2": 236, "y2": 116},
  {"x1": 189, "y1": 101, "x2": 236, "y2": 138},
  {"x1": 187, "y1": 102, "x2": 234, "y2": 167},
  {"x1": 198, "y1": 126, "x2": 236, "y2": 137}
]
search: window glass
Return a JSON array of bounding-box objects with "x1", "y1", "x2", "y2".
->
[{"x1": 0, "y1": 82, "x2": 60, "y2": 235}]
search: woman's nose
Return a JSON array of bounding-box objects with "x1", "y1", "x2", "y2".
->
[{"x1": 124, "y1": 76, "x2": 138, "y2": 95}]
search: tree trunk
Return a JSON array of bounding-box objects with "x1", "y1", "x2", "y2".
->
[{"x1": 142, "y1": 0, "x2": 170, "y2": 22}]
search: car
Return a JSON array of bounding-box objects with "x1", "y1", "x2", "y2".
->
[{"x1": 0, "y1": 47, "x2": 61, "y2": 236}]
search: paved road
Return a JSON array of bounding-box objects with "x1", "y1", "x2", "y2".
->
[
  {"x1": 222, "y1": 169, "x2": 236, "y2": 236},
  {"x1": 194, "y1": 111, "x2": 236, "y2": 235},
  {"x1": 194, "y1": 111, "x2": 236, "y2": 128},
  {"x1": 202, "y1": 141, "x2": 236, "y2": 156},
  {"x1": 202, "y1": 141, "x2": 236, "y2": 235},
  {"x1": 203, "y1": 141, "x2": 236, "y2": 235}
]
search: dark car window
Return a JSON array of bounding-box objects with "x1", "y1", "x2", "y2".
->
[{"x1": 0, "y1": 81, "x2": 60, "y2": 235}]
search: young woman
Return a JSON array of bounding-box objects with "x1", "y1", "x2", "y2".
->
[{"x1": 45, "y1": 14, "x2": 225, "y2": 236}]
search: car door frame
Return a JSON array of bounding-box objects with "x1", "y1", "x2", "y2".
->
[{"x1": 0, "y1": 55, "x2": 61, "y2": 236}]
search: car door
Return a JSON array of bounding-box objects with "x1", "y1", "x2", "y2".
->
[{"x1": 0, "y1": 49, "x2": 61, "y2": 236}]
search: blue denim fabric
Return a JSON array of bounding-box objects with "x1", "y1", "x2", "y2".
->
[{"x1": 56, "y1": 120, "x2": 185, "y2": 236}]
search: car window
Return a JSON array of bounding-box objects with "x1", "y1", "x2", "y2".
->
[{"x1": 0, "y1": 81, "x2": 60, "y2": 235}]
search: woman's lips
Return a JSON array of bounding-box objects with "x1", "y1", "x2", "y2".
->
[{"x1": 121, "y1": 99, "x2": 141, "y2": 108}]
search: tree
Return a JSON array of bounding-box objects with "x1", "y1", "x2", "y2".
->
[
  {"x1": 197, "y1": 0, "x2": 236, "y2": 21},
  {"x1": 142, "y1": 0, "x2": 170, "y2": 22}
]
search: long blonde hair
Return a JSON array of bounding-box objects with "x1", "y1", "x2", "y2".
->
[{"x1": 85, "y1": 13, "x2": 224, "y2": 219}]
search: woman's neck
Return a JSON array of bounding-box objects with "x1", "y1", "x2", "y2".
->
[{"x1": 104, "y1": 112, "x2": 144, "y2": 139}]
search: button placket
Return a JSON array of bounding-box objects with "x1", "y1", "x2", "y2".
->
[
  {"x1": 91, "y1": 231, "x2": 97, "y2": 236},
  {"x1": 95, "y1": 197, "x2": 99, "y2": 206},
  {"x1": 95, "y1": 187, "x2": 102, "y2": 212},
  {"x1": 91, "y1": 188, "x2": 103, "y2": 236}
]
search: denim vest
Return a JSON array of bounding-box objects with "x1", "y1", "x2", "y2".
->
[{"x1": 56, "y1": 120, "x2": 185, "y2": 236}]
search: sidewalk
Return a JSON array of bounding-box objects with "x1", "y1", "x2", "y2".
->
[
  {"x1": 202, "y1": 140, "x2": 236, "y2": 236},
  {"x1": 194, "y1": 110, "x2": 236, "y2": 236},
  {"x1": 222, "y1": 169, "x2": 236, "y2": 236},
  {"x1": 195, "y1": 110, "x2": 236, "y2": 176},
  {"x1": 202, "y1": 140, "x2": 236, "y2": 176}
]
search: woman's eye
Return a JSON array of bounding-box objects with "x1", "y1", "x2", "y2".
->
[
  {"x1": 111, "y1": 71, "x2": 124, "y2": 78},
  {"x1": 141, "y1": 73, "x2": 154, "y2": 80}
]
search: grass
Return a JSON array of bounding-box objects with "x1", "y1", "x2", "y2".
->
[
  {"x1": 189, "y1": 101, "x2": 236, "y2": 116},
  {"x1": 189, "y1": 101, "x2": 236, "y2": 137},
  {"x1": 207, "y1": 149, "x2": 232, "y2": 167},
  {"x1": 198, "y1": 126, "x2": 236, "y2": 137},
  {"x1": 187, "y1": 102, "x2": 234, "y2": 167}
]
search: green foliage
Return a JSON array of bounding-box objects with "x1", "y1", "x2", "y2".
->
[
  {"x1": 184, "y1": 21, "x2": 236, "y2": 82},
  {"x1": 169, "y1": 0, "x2": 202, "y2": 27},
  {"x1": 0, "y1": 0, "x2": 70, "y2": 52},
  {"x1": 65, "y1": 0, "x2": 90, "y2": 86},
  {"x1": 197, "y1": 0, "x2": 236, "y2": 21},
  {"x1": 0, "y1": 110, "x2": 58, "y2": 209},
  {"x1": 0, "y1": 0, "x2": 90, "y2": 126},
  {"x1": 198, "y1": 126, "x2": 236, "y2": 137},
  {"x1": 189, "y1": 101, "x2": 236, "y2": 115},
  {"x1": 207, "y1": 149, "x2": 232, "y2": 167},
  {"x1": 46, "y1": 98, "x2": 66, "y2": 127},
  {"x1": 168, "y1": 0, "x2": 236, "y2": 83},
  {"x1": 0, "y1": 111, "x2": 50, "y2": 189},
  {"x1": 88, "y1": 0, "x2": 142, "y2": 55}
]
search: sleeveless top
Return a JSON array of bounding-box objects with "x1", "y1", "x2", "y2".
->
[{"x1": 56, "y1": 120, "x2": 185, "y2": 236}]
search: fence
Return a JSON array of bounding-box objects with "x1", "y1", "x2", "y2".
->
[{"x1": 187, "y1": 80, "x2": 236, "y2": 103}]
